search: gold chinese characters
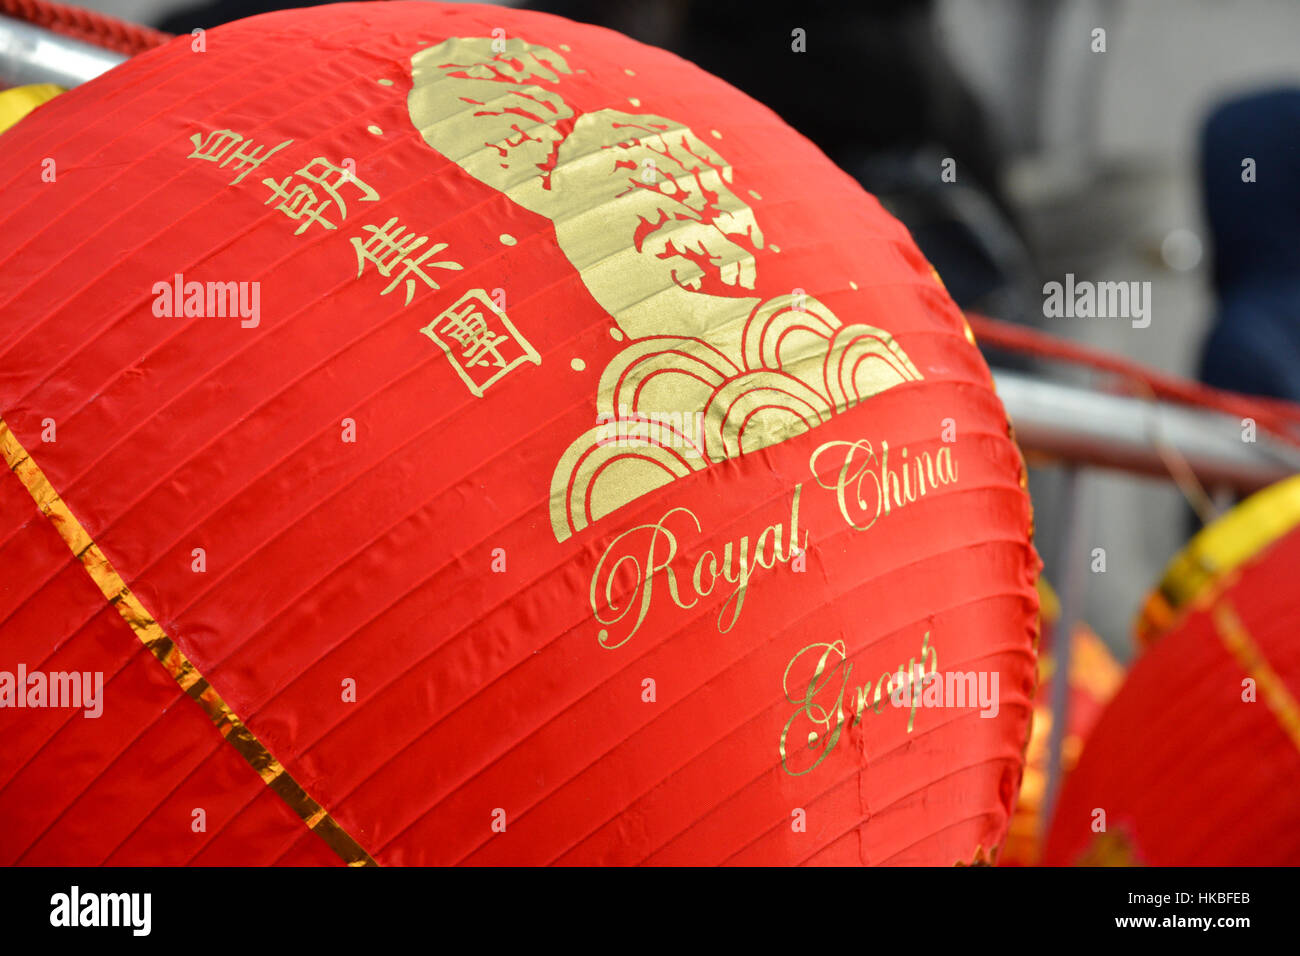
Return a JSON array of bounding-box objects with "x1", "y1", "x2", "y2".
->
[{"x1": 420, "y1": 290, "x2": 541, "y2": 397}]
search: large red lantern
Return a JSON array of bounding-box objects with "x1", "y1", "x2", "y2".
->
[
  {"x1": 1044, "y1": 476, "x2": 1300, "y2": 865},
  {"x1": 0, "y1": 2, "x2": 1039, "y2": 865}
]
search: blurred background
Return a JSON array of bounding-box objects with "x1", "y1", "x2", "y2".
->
[{"x1": 54, "y1": 0, "x2": 1300, "y2": 665}]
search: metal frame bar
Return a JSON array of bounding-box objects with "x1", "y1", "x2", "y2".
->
[
  {"x1": 0, "y1": 14, "x2": 124, "y2": 89},
  {"x1": 993, "y1": 369, "x2": 1300, "y2": 493}
]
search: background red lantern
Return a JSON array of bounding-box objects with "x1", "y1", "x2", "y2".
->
[
  {"x1": 0, "y1": 1, "x2": 1039, "y2": 865},
  {"x1": 1044, "y1": 476, "x2": 1300, "y2": 865}
]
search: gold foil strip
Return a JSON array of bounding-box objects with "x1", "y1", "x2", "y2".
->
[
  {"x1": 1213, "y1": 599, "x2": 1300, "y2": 756},
  {"x1": 0, "y1": 417, "x2": 376, "y2": 867}
]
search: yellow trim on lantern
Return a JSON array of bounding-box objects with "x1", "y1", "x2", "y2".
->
[
  {"x1": 1136, "y1": 474, "x2": 1300, "y2": 645},
  {"x1": 0, "y1": 417, "x2": 376, "y2": 867},
  {"x1": 0, "y1": 84, "x2": 64, "y2": 134}
]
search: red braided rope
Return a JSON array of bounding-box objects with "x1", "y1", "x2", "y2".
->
[
  {"x1": 1, "y1": 0, "x2": 173, "y2": 57},
  {"x1": 967, "y1": 312, "x2": 1300, "y2": 447}
]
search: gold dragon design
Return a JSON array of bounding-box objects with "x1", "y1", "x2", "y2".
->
[{"x1": 408, "y1": 37, "x2": 922, "y2": 541}]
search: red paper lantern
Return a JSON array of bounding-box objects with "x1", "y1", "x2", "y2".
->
[
  {"x1": 1044, "y1": 476, "x2": 1300, "y2": 865},
  {"x1": 0, "y1": 1, "x2": 1039, "y2": 865}
]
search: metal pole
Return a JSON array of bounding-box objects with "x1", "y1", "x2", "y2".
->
[
  {"x1": 1041, "y1": 466, "x2": 1087, "y2": 841},
  {"x1": 994, "y1": 369, "x2": 1300, "y2": 492},
  {"x1": 0, "y1": 14, "x2": 125, "y2": 89}
]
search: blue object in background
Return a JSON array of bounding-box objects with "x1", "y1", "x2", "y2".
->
[{"x1": 1199, "y1": 88, "x2": 1300, "y2": 404}]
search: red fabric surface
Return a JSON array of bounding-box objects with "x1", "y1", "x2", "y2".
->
[
  {"x1": 0, "y1": 1, "x2": 1039, "y2": 865},
  {"x1": 0, "y1": 462, "x2": 339, "y2": 865}
]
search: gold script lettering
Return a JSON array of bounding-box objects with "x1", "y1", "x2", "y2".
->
[
  {"x1": 780, "y1": 631, "x2": 940, "y2": 776},
  {"x1": 810, "y1": 438, "x2": 958, "y2": 531},
  {"x1": 780, "y1": 641, "x2": 850, "y2": 776},
  {"x1": 590, "y1": 486, "x2": 805, "y2": 647},
  {"x1": 590, "y1": 507, "x2": 700, "y2": 650}
]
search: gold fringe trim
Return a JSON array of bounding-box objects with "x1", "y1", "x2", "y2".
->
[
  {"x1": 954, "y1": 844, "x2": 996, "y2": 866},
  {"x1": 0, "y1": 417, "x2": 376, "y2": 867},
  {"x1": 1076, "y1": 828, "x2": 1141, "y2": 867}
]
